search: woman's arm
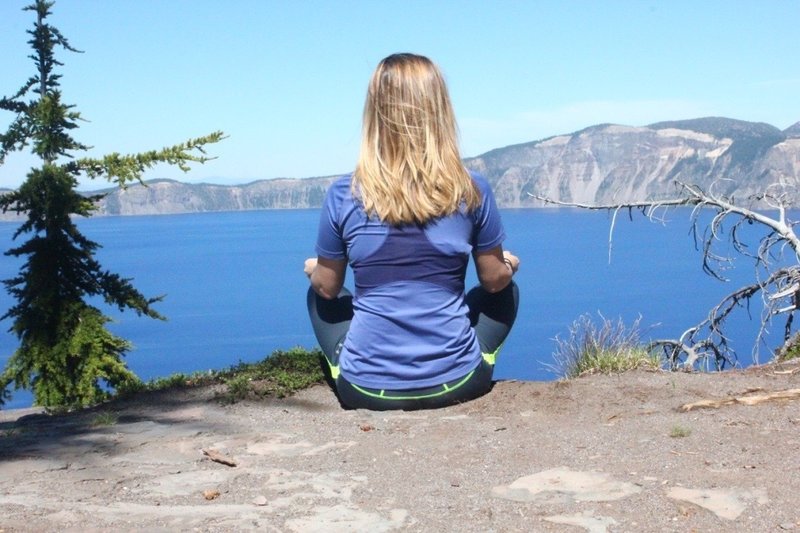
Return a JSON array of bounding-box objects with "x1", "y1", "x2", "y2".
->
[
  {"x1": 304, "y1": 256, "x2": 347, "y2": 300},
  {"x1": 473, "y1": 246, "x2": 519, "y2": 293}
]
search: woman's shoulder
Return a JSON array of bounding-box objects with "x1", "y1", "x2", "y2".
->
[
  {"x1": 467, "y1": 170, "x2": 492, "y2": 192},
  {"x1": 325, "y1": 173, "x2": 354, "y2": 200},
  {"x1": 467, "y1": 170, "x2": 497, "y2": 202},
  {"x1": 331, "y1": 173, "x2": 354, "y2": 188}
]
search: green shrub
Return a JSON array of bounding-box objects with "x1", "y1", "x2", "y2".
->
[
  {"x1": 114, "y1": 346, "x2": 324, "y2": 404},
  {"x1": 551, "y1": 314, "x2": 662, "y2": 378},
  {"x1": 218, "y1": 347, "x2": 324, "y2": 402},
  {"x1": 669, "y1": 424, "x2": 692, "y2": 438},
  {"x1": 91, "y1": 411, "x2": 118, "y2": 426},
  {"x1": 777, "y1": 333, "x2": 800, "y2": 362},
  {"x1": 115, "y1": 370, "x2": 219, "y2": 397}
]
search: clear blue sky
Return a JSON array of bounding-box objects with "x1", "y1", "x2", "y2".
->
[{"x1": 1, "y1": 0, "x2": 799, "y2": 190}]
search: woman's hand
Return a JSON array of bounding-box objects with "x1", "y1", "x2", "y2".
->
[
  {"x1": 503, "y1": 250, "x2": 520, "y2": 274},
  {"x1": 304, "y1": 257, "x2": 318, "y2": 277}
]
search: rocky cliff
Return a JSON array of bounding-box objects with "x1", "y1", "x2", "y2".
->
[
  {"x1": 464, "y1": 117, "x2": 800, "y2": 207},
  {"x1": 3, "y1": 116, "x2": 800, "y2": 217},
  {"x1": 92, "y1": 176, "x2": 338, "y2": 216}
]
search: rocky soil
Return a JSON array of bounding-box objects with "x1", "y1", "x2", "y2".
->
[{"x1": 1, "y1": 361, "x2": 799, "y2": 532}]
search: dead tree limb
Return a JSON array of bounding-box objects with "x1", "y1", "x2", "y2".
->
[
  {"x1": 680, "y1": 388, "x2": 800, "y2": 411},
  {"x1": 532, "y1": 180, "x2": 800, "y2": 370}
]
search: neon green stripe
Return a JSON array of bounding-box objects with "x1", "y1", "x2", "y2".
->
[
  {"x1": 482, "y1": 342, "x2": 504, "y2": 366},
  {"x1": 323, "y1": 355, "x2": 340, "y2": 379},
  {"x1": 351, "y1": 369, "x2": 475, "y2": 400}
]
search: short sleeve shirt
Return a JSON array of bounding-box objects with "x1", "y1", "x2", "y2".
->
[{"x1": 315, "y1": 172, "x2": 505, "y2": 390}]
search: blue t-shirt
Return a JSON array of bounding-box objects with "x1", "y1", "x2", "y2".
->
[{"x1": 315, "y1": 172, "x2": 506, "y2": 390}]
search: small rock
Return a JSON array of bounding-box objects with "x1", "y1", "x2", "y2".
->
[
  {"x1": 202, "y1": 489, "x2": 221, "y2": 500},
  {"x1": 252, "y1": 495, "x2": 268, "y2": 506}
]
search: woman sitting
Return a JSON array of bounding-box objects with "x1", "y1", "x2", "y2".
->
[{"x1": 305, "y1": 53, "x2": 519, "y2": 410}]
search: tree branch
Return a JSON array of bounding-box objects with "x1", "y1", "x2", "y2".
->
[
  {"x1": 71, "y1": 131, "x2": 226, "y2": 187},
  {"x1": 532, "y1": 179, "x2": 800, "y2": 369}
]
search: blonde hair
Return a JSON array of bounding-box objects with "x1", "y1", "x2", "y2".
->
[{"x1": 353, "y1": 53, "x2": 480, "y2": 225}]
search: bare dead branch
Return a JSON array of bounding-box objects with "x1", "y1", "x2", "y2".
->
[
  {"x1": 532, "y1": 178, "x2": 800, "y2": 370},
  {"x1": 680, "y1": 388, "x2": 800, "y2": 411},
  {"x1": 202, "y1": 448, "x2": 237, "y2": 467}
]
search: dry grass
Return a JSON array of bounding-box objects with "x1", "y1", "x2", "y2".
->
[{"x1": 550, "y1": 313, "x2": 662, "y2": 378}]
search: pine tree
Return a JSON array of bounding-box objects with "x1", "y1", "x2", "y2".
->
[{"x1": 0, "y1": 1, "x2": 223, "y2": 409}]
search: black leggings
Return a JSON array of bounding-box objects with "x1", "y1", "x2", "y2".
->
[{"x1": 307, "y1": 281, "x2": 519, "y2": 410}]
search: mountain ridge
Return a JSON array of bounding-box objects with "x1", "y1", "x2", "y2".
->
[
  {"x1": 464, "y1": 116, "x2": 800, "y2": 207},
  {"x1": 2, "y1": 116, "x2": 799, "y2": 217}
]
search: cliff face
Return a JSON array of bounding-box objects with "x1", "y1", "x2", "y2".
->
[
  {"x1": 3, "y1": 116, "x2": 799, "y2": 217},
  {"x1": 464, "y1": 117, "x2": 800, "y2": 207},
  {"x1": 92, "y1": 176, "x2": 338, "y2": 216}
]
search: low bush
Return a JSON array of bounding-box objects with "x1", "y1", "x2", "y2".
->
[
  {"x1": 550, "y1": 314, "x2": 662, "y2": 378},
  {"x1": 776, "y1": 333, "x2": 800, "y2": 362},
  {"x1": 216, "y1": 346, "x2": 325, "y2": 402},
  {"x1": 117, "y1": 346, "x2": 324, "y2": 403},
  {"x1": 669, "y1": 424, "x2": 692, "y2": 438}
]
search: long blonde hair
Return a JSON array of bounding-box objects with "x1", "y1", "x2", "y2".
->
[{"x1": 353, "y1": 53, "x2": 480, "y2": 225}]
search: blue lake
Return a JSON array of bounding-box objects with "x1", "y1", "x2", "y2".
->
[{"x1": 0, "y1": 208, "x2": 780, "y2": 409}]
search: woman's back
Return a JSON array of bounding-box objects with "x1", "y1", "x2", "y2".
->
[{"x1": 316, "y1": 173, "x2": 505, "y2": 390}]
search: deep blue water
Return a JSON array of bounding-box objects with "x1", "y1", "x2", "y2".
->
[{"x1": 0, "y1": 208, "x2": 778, "y2": 409}]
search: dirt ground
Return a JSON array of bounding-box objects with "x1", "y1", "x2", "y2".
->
[{"x1": 1, "y1": 360, "x2": 799, "y2": 532}]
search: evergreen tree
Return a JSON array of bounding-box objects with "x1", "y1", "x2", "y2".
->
[{"x1": 0, "y1": 1, "x2": 223, "y2": 409}]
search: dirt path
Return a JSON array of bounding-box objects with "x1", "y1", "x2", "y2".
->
[{"x1": 1, "y1": 362, "x2": 799, "y2": 532}]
